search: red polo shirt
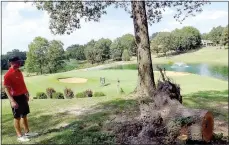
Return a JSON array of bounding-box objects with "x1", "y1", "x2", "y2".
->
[{"x1": 3, "y1": 67, "x2": 28, "y2": 97}]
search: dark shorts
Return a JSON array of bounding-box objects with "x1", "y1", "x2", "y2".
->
[{"x1": 11, "y1": 94, "x2": 30, "y2": 119}]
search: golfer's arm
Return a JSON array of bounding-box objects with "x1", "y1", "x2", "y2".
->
[{"x1": 4, "y1": 86, "x2": 15, "y2": 102}]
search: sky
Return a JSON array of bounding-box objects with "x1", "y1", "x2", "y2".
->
[{"x1": 1, "y1": 1, "x2": 228, "y2": 54}]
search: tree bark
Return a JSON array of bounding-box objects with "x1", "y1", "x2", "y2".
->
[{"x1": 131, "y1": 1, "x2": 156, "y2": 97}]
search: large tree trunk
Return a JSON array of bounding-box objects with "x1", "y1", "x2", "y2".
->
[{"x1": 131, "y1": 1, "x2": 156, "y2": 97}]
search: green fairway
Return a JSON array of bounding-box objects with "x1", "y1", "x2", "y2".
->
[
  {"x1": 152, "y1": 47, "x2": 228, "y2": 65},
  {"x1": 18, "y1": 69, "x2": 228, "y2": 98}
]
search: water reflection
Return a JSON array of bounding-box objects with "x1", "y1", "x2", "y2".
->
[{"x1": 106, "y1": 63, "x2": 228, "y2": 81}]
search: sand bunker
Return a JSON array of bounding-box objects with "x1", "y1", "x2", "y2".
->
[
  {"x1": 156, "y1": 71, "x2": 190, "y2": 76},
  {"x1": 58, "y1": 78, "x2": 88, "y2": 83}
]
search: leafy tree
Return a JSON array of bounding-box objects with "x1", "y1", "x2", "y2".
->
[
  {"x1": 25, "y1": 37, "x2": 49, "y2": 74},
  {"x1": 47, "y1": 40, "x2": 65, "y2": 73},
  {"x1": 208, "y1": 26, "x2": 224, "y2": 45},
  {"x1": 84, "y1": 40, "x2": 97, "y2": 64},
  {"x1": 150, "y1": 39, "x2": 160, "y2": 55},
  {"x1": 110, "y1": 38, "x2": 123, "y2": 61},
  {"x1": 201, "y1": 33, "x2": 210, "y2": 40},
  {"x1": 170, "y1": 28, "x2": 183, "y2": 52},
  {"x1": 180, "y1": 26, "x2": 202, "y2": 50},
  {"x1": 66, "y1": 44, "x2": 86, "y2": 60},
  {"x1": 221, "y1": 25, "x2": 228, "y2": 48},
  {"x1": 1, "y1": 49, "x2": 27, "y2": 70},
  {"x1": 152, "y1": 32, "x2": 173, "y2": 56},
  {"x1": 149, "y1": 32, "x2": 159, "y2": 41},
  {"x1": 170, "y1": 26, "x2": 201, "y2": 52},
  {"x1": 94, "y1": 38, "x2": 112, "y2": 62},
  {"x1": 122, "y1": 49, "x2": 130, "y2": 61},
  {"x1": 1, "y1": 55, "x2": 9, "y2": 70},
  {"x1": 109, "y1": 34, "x2": 136, "y2": 57},
  {"x1": 119, "y1": 34, "x2": 137, "y2": 56},
  {"x1": 33, "y1": 0, "x2": 209, "y2": 96}
]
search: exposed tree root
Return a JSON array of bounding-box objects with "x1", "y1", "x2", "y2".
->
[{"x1": 108, "y1": 66, "x2": 219, "y2": 144}]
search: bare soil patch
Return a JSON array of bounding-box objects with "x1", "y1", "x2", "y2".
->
[
  {"x1": 58, "y1": 78, "x2": 88, "y2": 83},
  {"x1": 214, "y1": 119, "x2": 228, "y2": 136}
]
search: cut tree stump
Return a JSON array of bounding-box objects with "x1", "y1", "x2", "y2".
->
[{"x1": 177, "y1": 110, "x2": 214, "y2": 142}]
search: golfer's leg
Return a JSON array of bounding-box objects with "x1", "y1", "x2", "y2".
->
[
  {"x1": 21, "y1": 116, "x2": 29, "y2": 133},
  {"x1": 14, "y1": 118, "x2": 22, "y2": 137}
]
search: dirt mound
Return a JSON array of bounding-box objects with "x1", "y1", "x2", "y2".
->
[{"x1": 58, "y1": 78, "x2": 88, "y2": 83}]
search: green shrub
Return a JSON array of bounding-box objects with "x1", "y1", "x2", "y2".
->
[
  {"x1": 53, "y1": 92, "x2": 65, "y2": 99},
  {"x1": 75, "y1": 90, "x2": 93, "y2": 98},
  {"x1": 64, "y1": 88, "x2": 74, "y2": 99},
  {"x1": 75, "y1": 92, "x2": 86, "y2": 98},
  {"x1": 36, "y1": 92, "x2": 47, "y2": 99},
  {"x1": 85, "y1": 89, "x2": 93, "y2": 97},
  {"x1": 94, "y1": 92, "x2": 106, "y2": 97},
  {"x1": 33, "y1": 97, "x2": 38, "y2": 99},
  {"x1": 122, "y1": 49, "x2": 130, "y2": 61},
  {"x1": 46, "y1": 88, "x2": 56, "y2": 98}
]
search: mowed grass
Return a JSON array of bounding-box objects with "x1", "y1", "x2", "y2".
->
[
  {"x1": 1, "y1": 69, "x2": 228, "y2": 144},
  {"x1": 19, "y1": 69, "x2": 228, "y2": 97},
  {"x1": 152, "y1": 47, "x2": 228, "y2": 65}
]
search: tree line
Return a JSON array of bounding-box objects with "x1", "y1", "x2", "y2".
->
[
  {"x1": 2, "y1": 25, "x2": 227, "y2": 73},
  {"x1": 201, "y1": 25, "x2": 228, "y2": 47},
  {"x1": 150, "y1": 26, "x2": 202, "y2": 56},
  {"x1": 1, "y1": 49, "x2": 27, "y2": 70},
  {"x1": 25, "y1": 37, "x2": 65, "y2": 74},
  {"x1": 150, "y1": 25, "x2": 228, "y2": 56},
  {"x1": 66, "y1": 34, "x2": 136, "y2": 64}
]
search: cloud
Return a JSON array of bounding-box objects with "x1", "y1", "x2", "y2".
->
[
  {"x1": 194, "y1": 10, "x2": 228, "y2": 20},
  {"x1": 5, "y1": 1, "x2": 36, "y2": 12},
  {"x1": 2, "y1": 2, "x2": 134, "y2": 54},
  {"x1": 2, "y1": 2, "x2": 228, "y2": 54}
]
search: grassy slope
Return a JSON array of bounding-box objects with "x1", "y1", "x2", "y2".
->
[{"x1": 152, "y1": 47, "x2": 228, "y2": 65}]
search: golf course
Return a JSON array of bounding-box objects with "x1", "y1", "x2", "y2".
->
[{"x1": 1, "y1": 47, "x2": 228, "y2": 144}]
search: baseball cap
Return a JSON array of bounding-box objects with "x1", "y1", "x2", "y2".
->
[{"x1": 8, "y1": 56, "x2": 21, "y2": 62}]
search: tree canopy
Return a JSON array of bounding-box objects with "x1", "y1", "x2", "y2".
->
[
  {"x1": 150, "y1": 26, "x2": 202, "y2": 56},
  {"x1": 66, "y1": 44, "x2": 86, "y2": 60},
  {"x1": 208, "y1": 26, "x2": 224, "y2": 45},
  {"x1": 32, "y1": 1, "x2": 210, "y2": 35},
  {"x1": 25, "y1": 37, "x2": 65, "y2": 74},
  {"x1": 1, "y1": 49, "x2": 27, "y2": 70}
]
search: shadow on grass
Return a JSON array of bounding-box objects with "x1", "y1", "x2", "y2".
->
[
  {"x1": 183, "y1": 90, "x2": 228, "y2": 121},
  {"x1": 38, "y1": 90, "x2": 228, "y2": 144},
  {"x1": 2, "y1": 98, "x2": 138, "y2": 144},
  {"x1": 35, "y1": 98, "x2": 138, "y2": 144}
]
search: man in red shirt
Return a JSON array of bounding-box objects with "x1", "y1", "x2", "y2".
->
[{"x1": 3, "y1": 56, "x2": 38, "y2": 142}]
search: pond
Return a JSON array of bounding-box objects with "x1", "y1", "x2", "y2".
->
[{"x1": 105, "y1": 63, "x2": 228, "y2": 81}]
